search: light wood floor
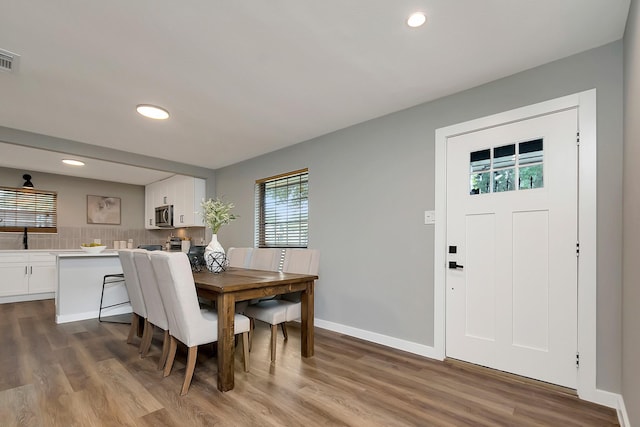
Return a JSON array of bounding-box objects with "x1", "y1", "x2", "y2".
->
[{"x1": 0, "y1": 300, "x2": 618, "y2": 426}]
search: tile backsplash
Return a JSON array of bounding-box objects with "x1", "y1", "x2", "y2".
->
[{"x1": 0, "y1": 227, "x2": 206, "y2": 250}]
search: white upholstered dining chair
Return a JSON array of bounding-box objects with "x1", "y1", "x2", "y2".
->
[
  {"x1": 117, "y1": 249, "x2": 149, "y2": 353},
  {"x1": 132, "y1": 249, "x2": 170, "y2": 370},
  {"x1": 226, "y1": 247, "x2": 253, "y2": 268},
  {"x1": 244, "y1": 248, "x2": 319, "y2": 361},
  {"x1": 148, "y1": 251, "x2": 251, "y2": 396},
  {"x1": 248, "y1": 248, "x2": 282, "y2": 271}
]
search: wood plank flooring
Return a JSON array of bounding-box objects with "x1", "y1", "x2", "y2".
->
[{"x1": 0, "y1": 300, "x2": 618, "y2": 426}]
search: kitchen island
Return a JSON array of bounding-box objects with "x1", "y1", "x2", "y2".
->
[{"x1": 55, "y1": 251, "x2": 131, "y2": 324}]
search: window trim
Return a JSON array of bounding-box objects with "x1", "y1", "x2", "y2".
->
[{"x1": 255, "y1": 168, "x2": 309, "y2": 248}]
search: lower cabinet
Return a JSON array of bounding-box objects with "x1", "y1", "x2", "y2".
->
[{"x1": 0, "y1": 252, "x2": 57, "y2": 298}]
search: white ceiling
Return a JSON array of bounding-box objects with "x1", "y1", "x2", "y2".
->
[{"x1": 0, "y1": 1, "x2": 631, "y2": 184}]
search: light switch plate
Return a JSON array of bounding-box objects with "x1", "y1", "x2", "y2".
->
[{"x1": 424, "y1": 210, "x2": 435, "y2": 225}]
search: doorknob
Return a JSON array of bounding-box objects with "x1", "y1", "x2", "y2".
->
[{"x1": 448, "y1": 261, "x2": 464, "y2": 269}]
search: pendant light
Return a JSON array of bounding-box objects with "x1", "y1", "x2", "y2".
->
[{"x1": 22, "y1": 174, "x2": 34, "y2": 188}]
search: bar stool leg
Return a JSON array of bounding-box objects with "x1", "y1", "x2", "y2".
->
[{"x1": 98, "y1": 273, "x2": 130, "y2": 324}]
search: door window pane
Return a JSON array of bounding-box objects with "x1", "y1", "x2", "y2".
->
[
  {"x1": 519, "y1": 139, "x2": 543, "y2": 165},
  {"x1": 493, "y1": 144, "x2": 515, "y2": 169},
  {"x1": 519, "y1": 165, "x2": 544, "y2": 190},
  {"x1": 493, "y1": 168, "x2": 515, "y2": 193},
  {"x1": 470, "y1": 149, "x2": 491, "y2": 172},
  {"x1": 470, "y1": 173, "x2": 491, "y2": 195}
]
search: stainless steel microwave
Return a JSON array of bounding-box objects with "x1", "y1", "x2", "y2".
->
[{"x1": 155, "y1": 205, "x2": 173, "y2": 228}]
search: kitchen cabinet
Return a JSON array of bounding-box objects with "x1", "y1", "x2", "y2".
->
[
  {"x1": 172, "y1": 175, "x2": 206, "y2": 227},
  {"x1": 145, "y1": 175, "x2": 205, "y2": 229},
  {"x1": 55, "y1": 251, "x2": 128, "y2": 324},
  {"x1": 0, "y1": 252, "x2": 57, "y2": 298},
  {"x1": 144, "y1": 182, "x2": 159, "y2": 229}
]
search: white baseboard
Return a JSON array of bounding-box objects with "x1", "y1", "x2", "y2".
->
[
  {"x1": 56, "y1": 304, "x2": 132, "y2": 324},
  {"x1": 584, "y1": 387, "x2": 630, "y2": 427},
  {"x1": 0, "y1": 292, "x2": 54, "y2": 304},
  {"x1": 314, "y1": 318, "x2": 441, "y2": 360},
  {"x1": 616, "y1": 394, "x2": 630, "y2": 427}
]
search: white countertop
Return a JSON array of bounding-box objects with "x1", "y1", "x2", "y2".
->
[
  {"x1": 55, "y1": 251, "x2": 119, "y2": 258},
  {"x1": 0, "y1": 249, "x2": 79, "y2": 253},
  {"x1": 0, "y1": 249, "x2": 120, "y2": 257}
]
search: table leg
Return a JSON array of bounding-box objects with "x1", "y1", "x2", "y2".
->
[
  {"x1": 217, "y1": 292, "x2": 235, "y2": 391},
  {"x1": 300, "y1": 280, "x2": 315, "y2": 357}
]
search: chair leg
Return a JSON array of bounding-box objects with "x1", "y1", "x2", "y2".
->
[
  {"x1": 163, "y1": 336, "x2": 178, "y2": 378},
  {"x1": 158, "y1": 329, "x2": 170, "y2": 370},
  {"x1": 137, "y1": 317, "x2": 144, "y2": 338},
  {"x1": 127, "y1": 313, "x2": 139, "y2": 344},
  {"x1": 140, "y1": 320, "x2": 153, "y2": 357},
  {"x1": 242, "y1": 332, "x2": 250, "y2": 372},
  {"x1": 270, "y1": 324, "x2": 277, "y2": 362},
  {"x1": 280, "y1": 322, "x2": 288, "y2": 340},
  {"x1": 249, "y1": 318, "x2": 255, "y2": 351},
  {"x1": 181, "y1": 346, "x2": 198, "y2": 396}
]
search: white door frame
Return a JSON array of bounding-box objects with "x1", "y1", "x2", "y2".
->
[{"x1": 434, "y1": 89, "x2": 607, "y2": 405}]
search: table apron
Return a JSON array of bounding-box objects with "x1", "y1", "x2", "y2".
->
[{"x1": 196, "y1": 281, "x2": 310, "y2": 302}]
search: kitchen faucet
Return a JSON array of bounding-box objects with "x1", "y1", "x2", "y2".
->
[{"x1": 23, "y1": 227, "x2": 28, "y2": 250}]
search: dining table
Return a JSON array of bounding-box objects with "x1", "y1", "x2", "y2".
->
[{"x1": 193, "y1": 267, "x2": 318, "y2": 392}]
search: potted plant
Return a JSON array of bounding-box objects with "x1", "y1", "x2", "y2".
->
[{"x1": 200, "y1": 198, "x2": 238, "y2": 272}]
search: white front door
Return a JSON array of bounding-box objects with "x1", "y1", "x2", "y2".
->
[{"x1": 445, "y1": 108, "x2": 578, "y2": 388}]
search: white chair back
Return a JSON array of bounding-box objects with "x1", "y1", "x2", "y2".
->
[
  {"x1": 117, "y1": 249, "x2": 147, "y2": 318},
  {"x1": 282, "y1": 249, "x2": 320, "y2": 275},
  {"x1": 281, "y1": 249, "x2": 320, "y2": 303},
  {"x1": 133, "y1": 249, "x2": 169, "y2": 331},
  {"x1": 248, "y1": 248, "x2": 282, "y2": 271},
  {"x1": 149, "y1": 251, "x2": 217, "y2": 346},
  {"x1": 226, "y1": 247, "x2": 253, "y2": 268}
]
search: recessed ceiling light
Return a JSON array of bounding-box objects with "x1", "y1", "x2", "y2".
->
[
  {"x1": 62, "y1": 159, "x2": 85, "y2": 166},
  {"x1": 136, "y1": 104, "x2": 170, "y2": 120},
  {"x1": 407, "y1": 12, "x2": 426, "y2": 28}
]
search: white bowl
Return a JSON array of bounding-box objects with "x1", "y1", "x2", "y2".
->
[{"x1": 80, "y1": 245, "x2": 107, "y2": 254}]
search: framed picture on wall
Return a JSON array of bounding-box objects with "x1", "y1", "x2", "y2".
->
[{"x1": 87, "y1": 195, "x2": 121, "y2": 225}]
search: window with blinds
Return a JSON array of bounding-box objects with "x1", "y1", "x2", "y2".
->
[
  {"x1": 255, "y1": 169, "x2": 308, "y2": 248},
  {"x1": 0, "y1": 186, "x2": 58, "y2": 233}
]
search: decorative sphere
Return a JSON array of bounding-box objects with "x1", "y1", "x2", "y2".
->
[{"x1": 205, "y1": 251, "x2": 227, "y2": 273}]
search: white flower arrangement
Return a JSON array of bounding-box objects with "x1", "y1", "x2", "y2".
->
[{"x1": 200, "y1": 198, "x2": 238, "y2": 234}]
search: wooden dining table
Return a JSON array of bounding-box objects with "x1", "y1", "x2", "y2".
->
[{"x1": 193, "y1": 267, "x2": 318, "y2": 392}]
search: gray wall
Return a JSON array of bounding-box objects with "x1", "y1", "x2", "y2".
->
[
  {"x1": 623, "y1": 0, "x2": 640, "y2": 423},
  {"x1": 216, "y1": 41, "x2": 624, "y2": 393}
]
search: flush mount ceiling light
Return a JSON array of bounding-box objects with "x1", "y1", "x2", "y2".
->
[
  {"x1": 407, "y1": 12, "x2": 427, "y2": 28},
  {"x1": 136, "y1": 104, "x2": 170, "y2": 120},
  {"x1": 62, "y1": 159, "x2": 85, "y2": 166}
]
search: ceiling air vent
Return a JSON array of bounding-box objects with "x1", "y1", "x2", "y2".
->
[{"x1": 0, "y1": 49, "x2": 19, "y2": 73}]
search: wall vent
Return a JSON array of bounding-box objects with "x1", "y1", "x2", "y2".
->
[{"x1": 0, "y1": 49, "x2": 20, "y2": 73}]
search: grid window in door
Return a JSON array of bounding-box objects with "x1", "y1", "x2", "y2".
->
[
  {"x1": 255, "y1": 169, "x2": 309, "y2": 248},
  {"x1": 469, "y1": 138, "x2": 544, "y2": 195}
]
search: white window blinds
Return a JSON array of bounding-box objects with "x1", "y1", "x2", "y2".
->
[
  {"x1": 255, "y1": 169, "x2": 308, "y2": 248},
  {"x1": 0, "y1": 186, "x2": 58, "y2": 233}
]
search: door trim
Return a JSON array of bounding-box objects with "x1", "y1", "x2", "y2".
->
[{"x1": 434, "y1": 90, "x2": 601, "y2": 404}]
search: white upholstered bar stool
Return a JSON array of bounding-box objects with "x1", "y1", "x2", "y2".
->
[
  {"x1": 149, "y1": 251, "x2": 251, "y2": 396},
  {"x1": 117, "y1": 249, "x2": 149, "y2": 353},
  {"x1": 132, "y1": 249, "x2": 170, "y2": 369},
  {"x1": 244, "y1": 248, "x2": 319, "y2": 361}
]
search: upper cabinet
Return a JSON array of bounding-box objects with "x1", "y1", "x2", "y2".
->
[
  {"x1": 144, "y1": 175, "x2": 206, "y2": 229},
  {"x1": 173, "y1": 175, "x2": 206, "y2": 227}
]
